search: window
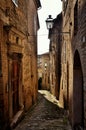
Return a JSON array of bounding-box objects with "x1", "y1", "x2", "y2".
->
[
  {"x1": 44, "y1": 63, "x2": 47, "y2": 71},
  {"x1": 16, "y1": 37, "x2": 19, "y2": 44},
  {"x1": 12, "y1": 0, "x2": 18, "y2": 7},
  {"x1": 74, "y1": 0, "x2": 78, "y2": 35}
]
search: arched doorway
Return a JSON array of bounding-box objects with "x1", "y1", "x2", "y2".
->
[{"x1": 73, "y1": 50, "x2": 84, "y2": 128}]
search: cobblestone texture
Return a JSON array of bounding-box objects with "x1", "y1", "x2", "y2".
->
[{"x1": 13, "y1": 90, "x2": 72, "y2": 130}]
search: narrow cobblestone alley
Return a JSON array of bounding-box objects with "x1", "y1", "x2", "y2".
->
[{"x1": 13, "y1": 90, "x2": 72, "y2": 130}]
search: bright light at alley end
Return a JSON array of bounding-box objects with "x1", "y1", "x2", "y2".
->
[{"x1": 45, "y1": 15, "x2": 53, "y2": 29}]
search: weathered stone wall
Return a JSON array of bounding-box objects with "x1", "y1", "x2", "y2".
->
[
  {"x1": 0, "y1": 0, "x2": 28, "y2": 128},
  {"x1": 23, "y1": 0, "x2": 39, "y2": 108},
  {"x1": 60, "y1": 0, "x2": 86, "y2": 129},
  {"x1": 49, "y1": 14, "x2": 62, "y2": 99},
  {"x1": 38, "y1": 53, "x2": 50, "y2": 90},
  {"x1": 42, "y1": 53, "x2": 50, "y2": 90},
  {"x1": 0, "y1": 0, "x2": 40, "y2": 129}
]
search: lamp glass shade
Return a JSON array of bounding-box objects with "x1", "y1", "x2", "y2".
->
[{"x1": 46, "y1": 15, "x2": 53, "y2": 29}]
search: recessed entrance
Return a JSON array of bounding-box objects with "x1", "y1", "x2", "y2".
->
[
  {"x1": 11, "y1": 53, "x2": 20, "y2": 115},
  {"x1": 73, "y1": 50, "x2": 84, "y2": 128}
]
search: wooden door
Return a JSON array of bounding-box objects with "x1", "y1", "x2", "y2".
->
[{"x1": 11, "y1": 59, "x2": 19, "y2": 115}]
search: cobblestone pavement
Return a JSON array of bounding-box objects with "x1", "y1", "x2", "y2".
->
[{"x1": 13, "y1": 90, "x2": 72, "y2": 130}]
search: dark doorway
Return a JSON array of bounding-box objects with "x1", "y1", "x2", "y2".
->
[
  {"x1": 73, "y1": 50, "x2": 84, "y2": 128},
  {"x1": 38, "y1": 77, "x2": 42, "y2": 90}
]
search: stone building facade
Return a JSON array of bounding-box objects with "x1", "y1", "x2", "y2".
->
[
  {"x1": 48, "y1": 13, "x2": 62, "y2": 99},
  {"x1": 0, "y1": 0, "x2": 41, "y2": 129},
  {"x1": 47, "y1": 0, "x2": 86, "y2": 129},
  {"x1": 59, "y1": 0, "x2": 86, "y2": 129},
  {"x1": 38, "y1": 55, "x2": 42, "y2": 79},
  {"x1": 38, "y1": 53, "x2": 50, "y2": 90}
]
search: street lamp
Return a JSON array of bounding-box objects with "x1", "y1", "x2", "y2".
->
[
  {"x1": 45, "y1": 15, "x2": 53, "y2": 29},
  {"x1": 45, "y1": 15, "x2": 70, "y2": 34}
]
